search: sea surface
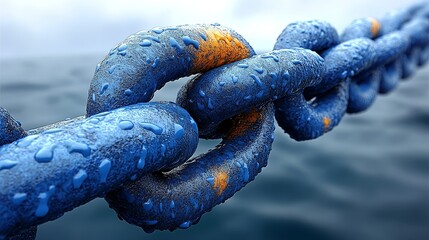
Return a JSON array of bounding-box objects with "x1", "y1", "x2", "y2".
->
[{"x1": 0, "y1": 55, "x2": 428, "y2": 240}]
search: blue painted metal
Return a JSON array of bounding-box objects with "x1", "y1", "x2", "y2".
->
[
  {"x1": 275, "y1": 80, "x2": 349, "y2": 140},
  {"x1": 272, "y1": 20, "x2": 349, "y2": 140},
  {"x1": 86, "y1": 24, "x2": 254, "y2": 116},
  {"x1": 306, "y1": 38, "x2": 377, "y2": 97},
  {"x1": 373, "y1": 32, "x2": 409, "y2": 94},
  {"x1": 0, "y1": 107, "x2": 27, "y2": 146},
  {"x1": 0, "y1": 3, "x2": 428, "y2": 238},
  {"x1": 341, "y1": 5, "x2": 429, "y2": 114},
  {"x1": 106, "y1": 104, "x2": 275, "y2": 232},
  {"x1": 177, "y1": 49, "x2": 325, "y2": 138},
  {"x1": 0, "y1": 102, "x2": 198, "y2": 237},
  {"x1": 0, "y1": 108, "x2": 38, "y2": 240},
  {"x1": 347, "y1": 70, "x2": 381, "y2": 113},
  {"x1": 273, "y1": 20, "x2": 339, "y2": 52}
]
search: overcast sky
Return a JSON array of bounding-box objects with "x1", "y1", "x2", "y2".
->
[{"x1": 0, "y1": 0, "x2": 419, "y2": 58}]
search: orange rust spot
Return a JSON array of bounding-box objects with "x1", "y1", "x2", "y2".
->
[
  {"x1": 323, "y1": 117, "x2": 331, "y2": 131},
  {"x1": 192, "y1": 28, "x2": 251, "y2": 72},
  {"x1": 369, "y1": 17, "x2": 381, "y2": 38},
  {"x1": 225, "y1": 108, "x2": 263, "y2": 140},
  {"x1": 213, "y1": 170, "x2": 228, "y2": 195}
]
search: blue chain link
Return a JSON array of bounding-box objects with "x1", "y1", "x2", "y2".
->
[{"x1": 1, "y1": 3, "x2": 428, "y2": 239}]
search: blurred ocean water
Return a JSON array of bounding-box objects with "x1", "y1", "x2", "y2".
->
[{"x1": 0, "y1": 55, "x2": 428, "y2": 240}]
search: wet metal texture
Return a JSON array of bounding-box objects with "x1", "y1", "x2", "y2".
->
[
  {"x1": 86, "y1": 24, "x2": 254, "y2": 116},
  {"x1": 106, "y1": 104, "x2": 275, "y2": 232},
  {"x1": 0, "y1": 103, "x2": 198, "y2": 237},
  {"x1": 0, "y1": 3, "x2": 428, "y2": 238}
]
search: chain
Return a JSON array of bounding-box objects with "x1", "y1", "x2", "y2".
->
[{"x1": 1, "y1": 3, "x2": 428, "y2": 239}]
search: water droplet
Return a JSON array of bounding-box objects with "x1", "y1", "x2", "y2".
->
[
  {"x1": 254, "y1": 67, "x2": 264, "y2": 74},
  {"x1": 12, "y1": 193, "x2": 27, "y2": 205},
  {"x1": 207, "y1": 98, "x2": 214, "y2": 110},
  {"x1": 89, "y1": 118, "x2": 99, "y2": 124},
  {"x1": 73, "y1": 169, "x2": 88, "y2": 189},
  {"x1": 244, "y1": 95, "x2": 251, "y2": 100},
  {"x1": 261, "y1": 54, "x2": 279, "y2": 62},
  {"x1": 138, "y1": 146, "x2": 147, "y2": 169},
  {"x1": 250, "y1": 74, "x2": 263, "y2": 87},
  {"x1": 17, "y1": 135, "x2": 39, "y2": 147},
  {"x1": 169, "y1": 37, "x2": 183, "y2": 54},
  {"x1": 174, "y1": 124, "x2": 184, "y2": 140},
  {"x1": 152, "y1": 27, "x2": 164, "y2": 34},
  {"x1": 124, "y1": 89, "x2": 133, "y2": 96},
  {"x1": 231, "y1": 75, "x2": 238, "y2": 83},
  {"x1": 242, "y1": 163, "x2": 249, "y2": 182},
  {"x1": 92, "y1": 93, "x2": 96, "y2": 102},
  {"x1": 100, "y1": 83, "x2": 109, "y2": 94},
  {"x1": 140, "y1": 123, "x2": 163, "y2": 135},
  {"x1": 144, "y1": 220, "x2": 158, "y2": 225},
  {"x1": 283, "y1": 71, "x2": 290, "y2": 79},
  {"x1": 237, "y1": 63, "x2": 248, "y2": 68},
  {"x1": 170, "y1": 200, "x2": 175, "y2": 209},
  {"x1": 199, "y1": 89, "x2": 206, "y2": 97},
  {"x1": 182, "y1": 36, "x2": 199, "y2": 49},
  {"x1": 341, "y1": 71, "x2": 348, "y2": 79},
  {"x1": 99, "y1": 159, "x2": 111, "y2": 183},
  {"x1": 42, "y1": 128, "x2": 62, "y2": 134},
  {"x1": 256, "y1": 90, "x2": 264, "y2": 98},
  {"x1": 206, "y1": 177, "x2": 215, "y2": 186},
  {"x1": 108, "y1": 65, "x2": 117, "y2": 74},
  {"x1": 118, "y1": 43, "x2": 128, "y2": 52},
  {"x1": 0, "y1": 160, "x2": 18, "y2": 171},
  {"x1": 190, "y1": 119, "x2": 198, "y2": 131},
  {"x1": 199, "y1": 32, "x2": 207, "y2": 41},
  {"x1": 269, "y1": 72, "x2": 278, "y2": 81},
  {"x1": 95, "y1": 63, "x2": 101, "y2": 72},
  {"x1": 35, "y1": 185, "x2": 55, "y2": 217},
  {"x1": 292, "y1": 59, "x2": 302, "y2": 65},
  {"x1": 179, "y1": 221, "x2": 191, "y2": 229},
  {"x1": 218, "y1": 81, "x2": 226, "y2": 86},
  {"x1": 130, "y1": 174, "x2": 137, "y2": 181},
  {"x1": 94, "y1": 112, "x2": 110, "y2": 117},
  {"x1": 109, "y1": 48, "x2": 116, "y2": 55},
  {"x1": 34, "y1": 144, "x2": 55, "y2": 163},
  {"x1": 151, "y1": 58, "x2": 159, "y2": 68},
  {"x1": 197, "y1": 102, "x2": 205, "y2": 110},
  {"x1": 65, "y1": 140, "x2": 91, "y2": 157},
  {"x1": 143, "y1": 36, "x2": 160, "y2": 42},
  {"x1": 118, "y1": 120, "x2": 134, "y2": 130},
  {"x1": 143, "y1": 199, "x2": 153, "y2": 211},
  {"x1": 139, "y1": 39, "x2": 152, "y2": 47},
  {"x1": 161, "y1": 144, "x2": 166, "y2": 157}
]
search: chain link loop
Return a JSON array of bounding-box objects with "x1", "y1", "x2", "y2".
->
[{"x1": 1, "y1": 3, "x2": 428, "y2": 239}]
